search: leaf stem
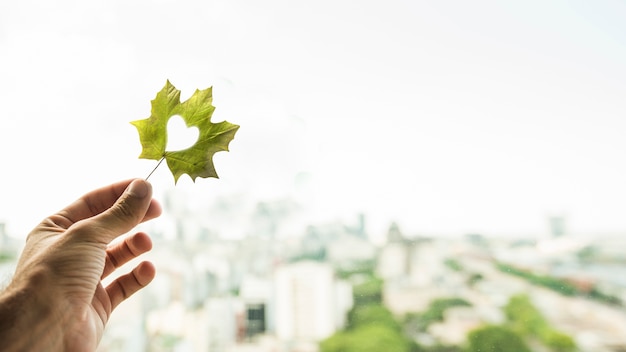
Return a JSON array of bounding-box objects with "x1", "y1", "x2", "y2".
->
[{"x1": 145, "y1": 155, "x2": 166, "y2": 181}]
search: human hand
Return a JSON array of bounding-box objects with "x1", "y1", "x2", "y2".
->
[{"x1": 0, "y1": 179, "x2": 162, "y2": 351}]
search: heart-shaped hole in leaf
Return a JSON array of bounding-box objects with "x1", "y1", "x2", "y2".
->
[{"x1": 166, "y1": 115, "x2": 199, "y2": 152}]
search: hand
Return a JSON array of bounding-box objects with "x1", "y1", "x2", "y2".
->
[{"x1": 0, "y1": 179, "x2": 162, "y2": 351}]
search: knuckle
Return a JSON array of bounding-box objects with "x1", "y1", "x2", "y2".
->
[
  {"x1": 111, "y1": 197, "x2": 137, "y2": 220},
  {"x1": 69, "y1": 221, "x2": 105, "y2": 243}
]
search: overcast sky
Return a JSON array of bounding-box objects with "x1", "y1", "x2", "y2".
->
[{"x1": 1, "y1": 0, "x2": 626, "y2": 239}]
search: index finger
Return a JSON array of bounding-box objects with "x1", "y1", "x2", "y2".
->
[{"x1": 53, "y1": 179, "x2": 160, "y2": 228}]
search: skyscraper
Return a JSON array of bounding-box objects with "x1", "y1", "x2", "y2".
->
[
  {"x1": 548, "y1": 215, "x2": 567, "y2": 238},
  {"x1": 274, "y1": 261, "x2": 351, "y2": 342}
]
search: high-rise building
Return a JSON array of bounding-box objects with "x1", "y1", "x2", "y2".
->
[
  {"x1": 548, "y1": 215, "x2": 567, "y2": 238},
  {"x1": 0, "y1": 222, "x2": 6, "y2": 249},
  {"x1": 274, "y1": 261, "x2": 352, "y2": 342},
  {"x1": 245, "y1": 303, "x2": 266, "y2": 337},
  {"x1": 239, "y1": 275, "x2": 273, "y2": 339}
]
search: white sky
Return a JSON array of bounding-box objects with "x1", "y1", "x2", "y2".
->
[{"x1": 1, "y1": 0, "x2": 626, "y2": 239}]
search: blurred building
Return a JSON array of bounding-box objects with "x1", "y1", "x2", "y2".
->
[
  {"x1": 326, "y1": 234, "x2": 376, "y2": 268},
  {"x1": 378, "y1": 222, "x2": 412, "y2": 282},
  {"x1": 239, "y1": 275, "x2": 273, "y2": 339},
  {"x1": 428, "y1": 307, "x2": 483, "y2": 345},
  {"x1": 0, "y1": 222, "x2": 6, "y2": 245},
  {"x1": 274, "y1": 261, "x2": 352, "y2": 342},
  {"x1": 548, "y1": 215, "x2": 567, "y2": 238}
]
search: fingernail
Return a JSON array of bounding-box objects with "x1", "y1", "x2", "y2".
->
[{"x1": 127, "y1": 179, "x2": 150, "y2": 198}]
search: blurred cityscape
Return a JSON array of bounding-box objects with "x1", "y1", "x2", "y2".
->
[{"x1": 2, "y1": 191, "x2": 626, "y2": 352}]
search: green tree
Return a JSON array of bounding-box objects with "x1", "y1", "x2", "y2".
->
[
  {"x1": 504, "y1": 294, "x2": 547, "y2": 336},
  {"x1": 497, "y1": 263, "x2": 579, "y2": 296},
  {"x1": 320, "y1": 325, "x2": 410, "y2": 352},
  {"x1": 336, "y1": 260, "x2": 377, "y2": 279},
  {"x1": 543, "y1": 329, "x2": 577, "y2": 352},
  {"x1": 407, "y1": 297, "x2": 471, "y2": 332},
  {"x1": 412, "y1": 344, "x2": 463, "y2": 352},
  {"x1": 352, "y1": 277, "x2": 383, "y2": 306},
  {"x1": 348, "y1": 304, "x2": 400, "y2": 331},
  {"x1": 504, "y1": 294, "x2": 576, "y2": 352},
  {"x1": 466, "y1": 325, "x2": 531, "y2": 352},
  {"x1": 466, "y1": 273, "x2": 483, "y2": 287},
  {"x1": 0, "y1": 251, "x2": 16, "y2": 263},
  {"x1": 576, "y1": 245, "x2": 598, "y2": 262},
  {"x1": 444, "y1": 258, "x2": 463, "y2": 271}
]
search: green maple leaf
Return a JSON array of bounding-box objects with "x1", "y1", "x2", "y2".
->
[{"x1": 131, "y1": 80, "x2": 240, "y2": 183}]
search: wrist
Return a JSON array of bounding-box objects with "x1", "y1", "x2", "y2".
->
[{"x1": 0, "y1": 270, "x2": 63, "y2": 350}]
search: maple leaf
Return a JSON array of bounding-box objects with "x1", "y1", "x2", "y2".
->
[{"x1": 131, "y1": 80, "x2": 240, "y2": 183}]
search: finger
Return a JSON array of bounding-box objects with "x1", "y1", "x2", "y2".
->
[
  {"x1": 56, "y1": 179, "x2": 136, "y2": 226},
  {"x1": 102, "y1": 232, "x2": 153, "y2": 279},
  {"x1": 75, "y1": 179, "x2": 155, "y2": 243},
  {"x1": 52, "y1": 179, "x2": 162, "y2": 229},
  {"x1": 144, "y1": 198, "x2": 162, "y2": 222},
  {"x1": 106, "y1": 261, "x2": 156, "y2": 311}
]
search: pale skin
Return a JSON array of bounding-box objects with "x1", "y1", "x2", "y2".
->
[{"x1": 0, "y1": 179, "x2": 162, "y2": 351}]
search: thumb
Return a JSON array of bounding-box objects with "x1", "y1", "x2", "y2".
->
[{"x1": 88, "y1": 179, "x2": 153, "y2": 242}]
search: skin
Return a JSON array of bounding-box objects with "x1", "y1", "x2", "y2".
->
[{"x1": 0, "y1": 179, "x2": 162, "y2": 351}]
